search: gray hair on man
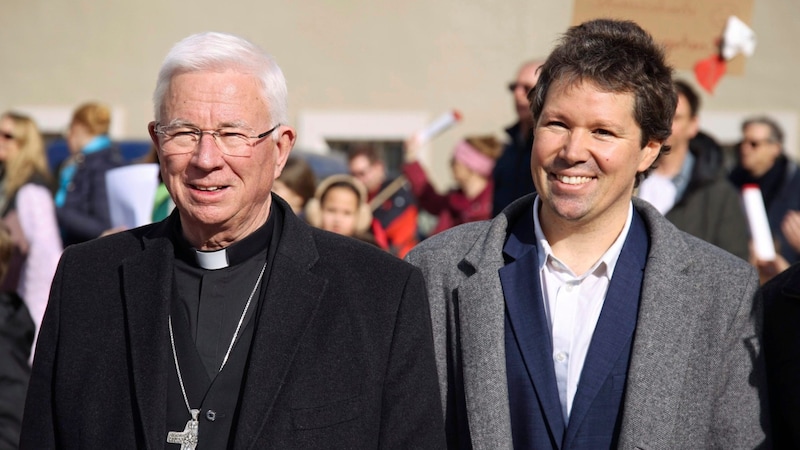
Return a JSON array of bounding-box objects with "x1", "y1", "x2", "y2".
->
[{"x1": 152, "y1": 31, "x2": 288, "y2": 128}]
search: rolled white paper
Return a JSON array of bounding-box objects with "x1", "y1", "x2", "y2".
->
[
  {"x1": 416, "y1": 110, "x2": 462, "y2": 144},
  {"x1": 742, "y1": 184, "x2": 776, "y2": 261}
]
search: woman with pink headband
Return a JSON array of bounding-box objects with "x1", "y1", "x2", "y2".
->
[{"x1": 403, "y1": 135, "x2": 502, "y2": 236}]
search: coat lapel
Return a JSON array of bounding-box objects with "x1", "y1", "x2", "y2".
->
[
  {"x1": 618, "y1": 199, "x2": 705, "y2": 443},
  {"x1": 455, "y1": 209, "x2": 524, "y2": 449},
  {"x1": 500, "y1": 211, "x2": 566, "y2": 444},
  {"x1": 121, "y1": 226, "x2": 174, "y2": 450},
  {"x1": 232, "y1": 207, "x2": 327, "y2": 450},
  {"x1": 565, "y1": 210, "x2": 647, "y2": 444},
  {"x1": 458, "y1": 265, "x2": 516, "y2": 448}
]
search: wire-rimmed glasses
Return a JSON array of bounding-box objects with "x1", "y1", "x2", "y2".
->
[{"x1": 153, "y1": 123, "x2": 280, "y2": 157}]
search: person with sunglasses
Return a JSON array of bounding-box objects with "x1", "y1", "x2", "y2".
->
[
  {"x1": 729, "y1": 116, "x2": 800, "y2": 279},
  {"x1": 492, "y1": 59, "x2": 545, "y2": 216},
  {"x1": 0, "y1": 112, "x2": 62, "y2": 362}
]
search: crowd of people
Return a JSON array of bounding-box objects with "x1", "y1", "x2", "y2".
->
[{"x1": 0, "y1": 18, "x2": 799, "y2": 449}]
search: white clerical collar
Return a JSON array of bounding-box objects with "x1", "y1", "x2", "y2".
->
[{"x1": 194, "y1": 248, "x2": 229, "y2": 270}]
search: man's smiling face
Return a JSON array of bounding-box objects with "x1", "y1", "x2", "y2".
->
[
  {"x1": 531, "y1": 78, "x2": 660, "y2": 230},
  {"x1": 153, "y1": 69, "x2": 291, "y2": 248}
]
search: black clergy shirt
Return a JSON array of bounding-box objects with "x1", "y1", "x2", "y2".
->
[{"x1": 165, "y1": 206, "x2": 282, "y2": 449}]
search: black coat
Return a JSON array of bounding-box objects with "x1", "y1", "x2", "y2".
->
[
  {"x1": 491, "y1": 122, "x2": 535, "y2": 216},
  {"x1": 760, "y1": 262, "x2": 800, "y2": 449},
  {"x1": 20, "y1": 197, "x2": 445, "y2": 449},
  {"x1": 0, "y1": 292, "x2": 33, "y2": 450}
]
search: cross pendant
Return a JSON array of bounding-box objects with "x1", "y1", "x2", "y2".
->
[{"x1": 167, "y1": 409, "x2": 199, "y2": 450}]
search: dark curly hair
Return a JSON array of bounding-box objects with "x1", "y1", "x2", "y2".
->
[{"x1": 529, "y1": 19, "x2": 676, "y2": 185}]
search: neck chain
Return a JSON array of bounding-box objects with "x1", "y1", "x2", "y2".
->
[{"x1": 166, "y1": 261, "x2": 267, "y2": 449}]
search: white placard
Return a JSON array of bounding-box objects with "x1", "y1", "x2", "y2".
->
[{"x1": 106, "y1": 163, "x2": 160, "y2": 229}]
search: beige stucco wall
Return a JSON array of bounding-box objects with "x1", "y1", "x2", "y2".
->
[{"x1": 2, "y1": 0, "x2": 799, "y2": 187}]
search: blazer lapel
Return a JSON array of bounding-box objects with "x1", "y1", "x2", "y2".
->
[
  {"x1": 121, "y1": 230, "x2": 174, "y2": 450},
  {"x1": 232, "y1": 209, "x2": 327, "y2": 450},
  {"x1": 500, "y1": 219, "x2": 566, "y2": 443},
  {"x1": 565, "y1": 211, "x2": 647, "y2": 444}
]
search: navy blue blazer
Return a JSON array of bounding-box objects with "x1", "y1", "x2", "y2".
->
[{"x1": 502, "y1": 205, "x2": 648, "y2": 449}]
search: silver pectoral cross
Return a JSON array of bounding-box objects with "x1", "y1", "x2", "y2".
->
[{"x1": 167, "y1": 408, "x2": 200, "y2": 450}]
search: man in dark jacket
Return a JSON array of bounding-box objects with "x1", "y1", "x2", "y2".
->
[
  {"x1": 20, "y1": 31, "x2": 444, "y2": 449},
  {"x1": 492, "y1": 60, "x2": 544, "y2": 216},
  {"x1": 730, "y1": 115, "x2": 800, "y2": 267},
  {"x1": 637, "y1": 80, "x2": 749, "y2": 260}
]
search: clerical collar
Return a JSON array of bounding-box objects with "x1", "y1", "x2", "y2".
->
[
  {"x1": 172, "y1": 209, "x2": 275, "y2": 270},
  {"x1": 194, "y1": 248, "x2": 229, "y2": 270}
]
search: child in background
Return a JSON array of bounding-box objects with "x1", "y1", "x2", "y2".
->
[
  {"x1": 305, "y1": 174, "x2": 382, "y2": 247},
  {"x1": 272, "y1": 156, "x2": 317, "y2": 217}
]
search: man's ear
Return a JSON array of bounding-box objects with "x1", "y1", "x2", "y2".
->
[
  {"x1": 688, "y1": 116, "x2": 700, "y2": 140},
  {"x1": 638, "y1": 139, "x2": 662, "y2": 173},
  {"x1": 273, "y1": 125, "x2": 296, "y2": 179},
  {"x1": 148, "y1": 121, "x2": 159, "y2": 147}
]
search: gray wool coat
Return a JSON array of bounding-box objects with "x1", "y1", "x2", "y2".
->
[{"x1": 407, "y1": 194, "x2": 768, "y2": 449}]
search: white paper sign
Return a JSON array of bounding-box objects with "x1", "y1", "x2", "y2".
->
[{"x1": 106, "y1": 163, "x2": 160, "y2": 229}]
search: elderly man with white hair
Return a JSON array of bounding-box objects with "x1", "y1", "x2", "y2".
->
[{"x1": 20, "y1": 32, "x2": 444, "y2": 449}]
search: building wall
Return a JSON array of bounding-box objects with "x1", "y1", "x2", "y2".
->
[{"x1": 2, "y1": 0, "x2": 798, "y2": 187}]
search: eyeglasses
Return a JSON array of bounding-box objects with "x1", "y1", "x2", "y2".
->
[
  {"x1": 508, "y1": 82, "x2": 535, "y2": 94},
  {"x1": 741, "y1": 138, "x2": 775, "y2": 150},
  {"x1": 154, "y1": 123, "x2": 280, "y2": 157},
  {"x1": 0, "y1": 131, "x2": 14, "y2": 140}
]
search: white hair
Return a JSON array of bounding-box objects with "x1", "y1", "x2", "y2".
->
[{"x1": 152, "y1": 31, "x2": 288, "y2": 127}]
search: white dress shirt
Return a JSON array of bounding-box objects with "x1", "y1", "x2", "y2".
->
[{"x1": 532, "y1": 197, "x2": 633, "y2": 423}]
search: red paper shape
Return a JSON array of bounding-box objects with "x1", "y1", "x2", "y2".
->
[{"x1": 694, "y1": 54, "x2": 727, "y2": 94}]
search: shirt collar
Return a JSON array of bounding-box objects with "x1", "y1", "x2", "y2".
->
[
  {"x1": 172, "y1": 208, "x2": 275, "y2": 270},
  {"x1": 532, "y1": 196, "x2": 633, "y2": 279}
]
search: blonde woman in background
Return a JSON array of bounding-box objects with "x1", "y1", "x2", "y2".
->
[
  {"x1": 0, "y1": 112, "x2": 62, "y2": 358},
  {"x1": 55, "y1": 102, "x2": 124, "y2": 245}
]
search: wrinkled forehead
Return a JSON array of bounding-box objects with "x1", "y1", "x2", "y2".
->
[{"x1": 161, "y1": 70, "x2": 269, "y2": 124}]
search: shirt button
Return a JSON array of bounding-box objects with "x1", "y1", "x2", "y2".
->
[
  {"x1": 555, "y1": 352, "x2": 567, "y2": 362},
  {"x1": 565, "y1": 284, "x2": 574, "y2": 292},
  {"x1": 205, "y1": 410, "x2": 217, "y2": 422}
]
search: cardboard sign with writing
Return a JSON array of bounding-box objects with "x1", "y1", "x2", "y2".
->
[{"x1": 571, "y1": 0, "x2": 754, "y2": 74}]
